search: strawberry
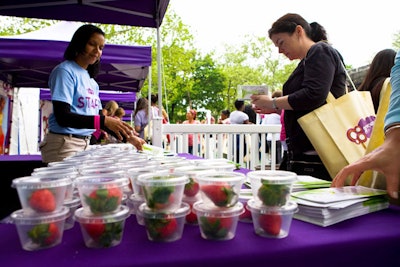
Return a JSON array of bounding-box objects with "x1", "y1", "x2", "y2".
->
[
  {"x1": 29, "y1": 189, "x2": 56, "y2": 212},
  {"x1": 82, "y1": 220, "x2": 123, "y2": 247},
  {"x1": 144, "y1": 186, "x2": 174, "y2": 210},
  {"x1": 184, "y1": 178, "x2": 200, "y2": 197},
  {"x1": 146, "y1": 216, "x2": 178, "y2": 240},
  {"x1": 199, "y1": 216, "x2": 233, "y2": 239},
  {"x1": 185, "y1": 203, "x2": 198, "y2": 224},
  {"x1": 201, "y1": 183, "x2": 237, "y2": 207},
  {"x1": 85, "y1": 187, "x2": 123, "y2": 214},
  {"x1": 239, "y1": 205, "x2": 252, "y2": 222},
  {"x1": 258, "y1": 213, "x2": 282, "y2": 236},
  {"x1": 28, "y1": 222, "x2": 60, "y2": 247},
  {"x1": 83, "y1": 221, "x2": 106, "y2": 241}
]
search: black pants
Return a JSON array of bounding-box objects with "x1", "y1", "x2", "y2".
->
[{"x1": 281, "y1": 151, "x2": 331, "y2": 181}]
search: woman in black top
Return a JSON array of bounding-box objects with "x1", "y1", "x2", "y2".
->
[{"x1": 251, "y1": 13, "x2": 346, "y2": 179}]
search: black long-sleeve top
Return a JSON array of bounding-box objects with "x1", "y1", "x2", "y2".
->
[{"x1": 283, "y1": 41, "x2": 346, "y2": 157}]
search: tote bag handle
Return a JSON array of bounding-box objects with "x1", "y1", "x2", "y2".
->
[{"x1": 327, "y1": 61, "x2": 357, "y2": 103}]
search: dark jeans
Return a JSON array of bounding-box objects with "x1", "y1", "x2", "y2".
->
[{"x1": 281, "y1": 151, "x2": 331, "y2": 181}]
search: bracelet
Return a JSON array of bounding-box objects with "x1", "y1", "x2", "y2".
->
[
  {"x1": 272, "y1": 97, "x2": 279, "y2": 110},
  {"x1": 384, "y1": 124, "x2": 400, "y2": 137}
]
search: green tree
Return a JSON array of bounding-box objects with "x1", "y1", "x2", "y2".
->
[{"x1": 393, "y1": 31, "x2": 400, "y2": 50}]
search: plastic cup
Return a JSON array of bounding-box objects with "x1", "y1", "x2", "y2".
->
[
  {"x1": 74, "y1": 174, "x2": 129, "y2": 215},
  {"x1": 74, "y1": 205, "x2": 130, "y2": 248},
  {"x1": 11, "y1": 206, "x2": 70, "y2": 251},
  {"x1": 128, "y1": 193, "x2": 146, "y2": 225},
  {"x1": 12, "y1": 176, "x2": 72, "y2": 214},
  {"x1": 238, "y1": 189, "x2": 253, "y2": 223},
  {"x1": 247, "y1": 199, "x2": 298, "y2": 239},
  {"x1": 247, "y1": 170, "x2": 297, "y2": 207},
  {"x1": 196, "y1": 172, "x2": 245, "y2": 208},
  {"x1": 63, "y1": 197, "x2": 81, "y2": 230},
  {"x1": 140, "y1": 202, "x2": 190, "y2": 242},
  {"x1": 193, "y1": 201, "x2": 244, "y2": 241},
  {"x1": 137, "y1": 172, "x2": 189, "y2": 212}
]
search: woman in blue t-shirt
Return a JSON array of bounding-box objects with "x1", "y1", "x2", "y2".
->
[{"x1": 40, "y1": 24, "x2": 145, "y2": 163}]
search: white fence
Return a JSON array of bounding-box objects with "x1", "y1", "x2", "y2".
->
[{"x1": 154, "y1": 121, "x2": 281, "y2": 171}]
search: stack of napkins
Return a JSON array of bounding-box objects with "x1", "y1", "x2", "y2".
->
[{"x1": 291, "y1": 186, "x2": 389, "y2": 227}]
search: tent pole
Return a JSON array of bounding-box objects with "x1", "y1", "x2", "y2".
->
[{"x1": 151, "y1": 25, "x2": 163, "y2": 148}]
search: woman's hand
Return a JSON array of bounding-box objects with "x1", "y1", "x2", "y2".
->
[
  {"x1": 127, "y1": 135, "x2": 146, "y2": 151},
  {"x1": 331, "y1": 129, "x2": 400, "y2": 199},
  {"x1": 250, "y1": 94, "x2": 275, "y2": 114},
  {"x1": 104, "y1": 116, "x2": 134, "y2": 140}
]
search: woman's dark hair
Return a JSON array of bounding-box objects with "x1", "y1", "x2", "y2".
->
[
  {"x1": 234, "y1": 99, "x2": 245, "y2": 110},
  {"x1": 310, "y1": 22, "x2": 328, "y2": 42},
  {"x1": 151, "y1": 94, "x2": 158, "y2": 104},
  {"x1": 64, "y1": 24, "x2": 105, "y2": 78},
  {"x1": 268, "y1": 13, "x2": 311, "y2": 39},
  {"x1": 358, "y1": 48, "x2": 396, "y2": 111}
]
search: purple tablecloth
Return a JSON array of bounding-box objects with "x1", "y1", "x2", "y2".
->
[
  {"x1": 2, "y1": 153, "x2": 400, "y2": 266},
  {"x1": 1, "y1": 205, "x2": 400, "y2": 267}
]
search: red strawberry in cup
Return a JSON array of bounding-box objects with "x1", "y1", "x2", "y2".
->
[
  {"x1": 29, "y1": 189, "x2": 57, "y2": 212},
  {"x1": 184, "y1": 178, "x2": 200, "y2": 197},
  {"x1": 82, "y1": 220, "x2": 124, "y2": 248},
  {"x1": 199, "y1": 216, "x2": 233, "y2": 239},
  {"x1": 201, "y1": 183, "x2": 237, "y2": 207},
  {"x1": 28, "y1": 222, "x2": 60, "y2": 247},
  {"x1": 258, "y1": 213, "x2": 282, "y2": 236},
  {"x1": 146, "y1": 216, "x2": 178, "y2": 240},
  {"x1": 85, "y1": 187, "x2": 123, "y2": 214}
]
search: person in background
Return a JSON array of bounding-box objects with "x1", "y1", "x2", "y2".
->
[
  {"x1": 230, "y1": 99, "x2": 252, "y2": 163},
  {"x1": 133, "y1": 97, "x2": 149, "y2": 140},
  {"x1": 244, "y1": 103, "x2": 257, "y2": 124},
  {"x1": 218, "y1": 109, "x2": 231, "y2": 124},
  {"x1": 101, "y1": 100, "x2": 119, "y2": 116},
  {"x1": 332, "y1": 50, "x2": 400, "y2": 200},
  {"x1": 251, "y1": 13, "x2": 346, "y2": 180},
  {"x1": 262, "y1": 91, "x2": 283, "y2": 163},
  {"x1": 279, "y1": 109, "x2": 288, "y2": 170},
  {"x1": 182, "y1": 109, "x2": 201, "y2": 154},
  {"x1": 40, "y1": 24, "x2": 144, "y2": 163},
  {"x1": 114, "y1": 107, "x2": 125, "y2": 120},
  {"x1": 358, "y1": 48, "x2": 396, "y2": 112}
]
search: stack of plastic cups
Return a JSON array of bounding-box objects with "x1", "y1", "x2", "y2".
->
[
  {"x1": 31, "y1": 167, "x2": 80, "y2": 230},
  {"x1": 193, "y1": 172, "x2": 245, "y2": 241},
  {"x1": 73, "y1": 173, "x2": 131, "y2": 248},
  {"x1": 136, "y1": 172, "x2": 190, "y2": 242},
  {"x1": 246, "y1": 170, "x2": 298, "y2": 239},
  {"x1": 10, "y1": 175, "x2": 72, "y2": 251},
  {"x1": 173, "y1": 165, "x2": 216, "y2": 225}
]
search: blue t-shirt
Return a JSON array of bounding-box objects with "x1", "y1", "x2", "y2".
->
[
  {"x1": 385, "y1": 50, "x2": 400, "y2": 129},
  {"x1": 48, "y1": 60, "x2": 101, "y2": 136}
]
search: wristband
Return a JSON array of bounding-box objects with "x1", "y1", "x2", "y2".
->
[
  {"x1": 384, "y1": 124, "x2": 400, "y2": 137},
  {"x1": 272, "y1": 97, "x2": 279, "y2": 110}
]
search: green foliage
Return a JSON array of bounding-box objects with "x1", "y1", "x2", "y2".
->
[{"x1": 393, "y1": 32, "x2": 400, "y2": 51}]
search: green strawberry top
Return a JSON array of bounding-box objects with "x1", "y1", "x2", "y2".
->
[
  {"x1": 28, "y1": 222, "x2": 60, "y2": 247},
  {"x1": 257, "y1": 182, "x2": 291, "y2": 206}
]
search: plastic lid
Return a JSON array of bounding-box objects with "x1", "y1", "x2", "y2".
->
[
  {"x1": 196, "y1": 171, "x2": 245, "y2": 183},
  {"x1": 63, "y1": 197, "x2": 81, "y2": 208},
  {"x1": 74, "y1": 205, "x2": 130, "y2": 223},
  {"x1": 137, "y1": 173, "x2": 189, "y2": 186},
  {"x1": 139, "y1": 202, "x2": 190, "y2": 218},
  {"x1": 12, "y1": 176, "x2": 72, "y2": 189},
  {"x1": 247, "y1": 170, "x2": 297, "y2": 184},
  {"x1": 11, "y1": 206, "x2": 70, "y2": 225},
  {"x1": 247, "y1": 199, "x2": 298, "y2": 214},
  {"x1": 74, "y1": 175, "x2": 129, "y2": 188},
  {"x1": 193, "y1": 201, "x2": 244, "y2": 217}
]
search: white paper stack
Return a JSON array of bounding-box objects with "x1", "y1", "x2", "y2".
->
[{"x1": 291, "y1": 186, "x2": 389, "y2": 227}]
